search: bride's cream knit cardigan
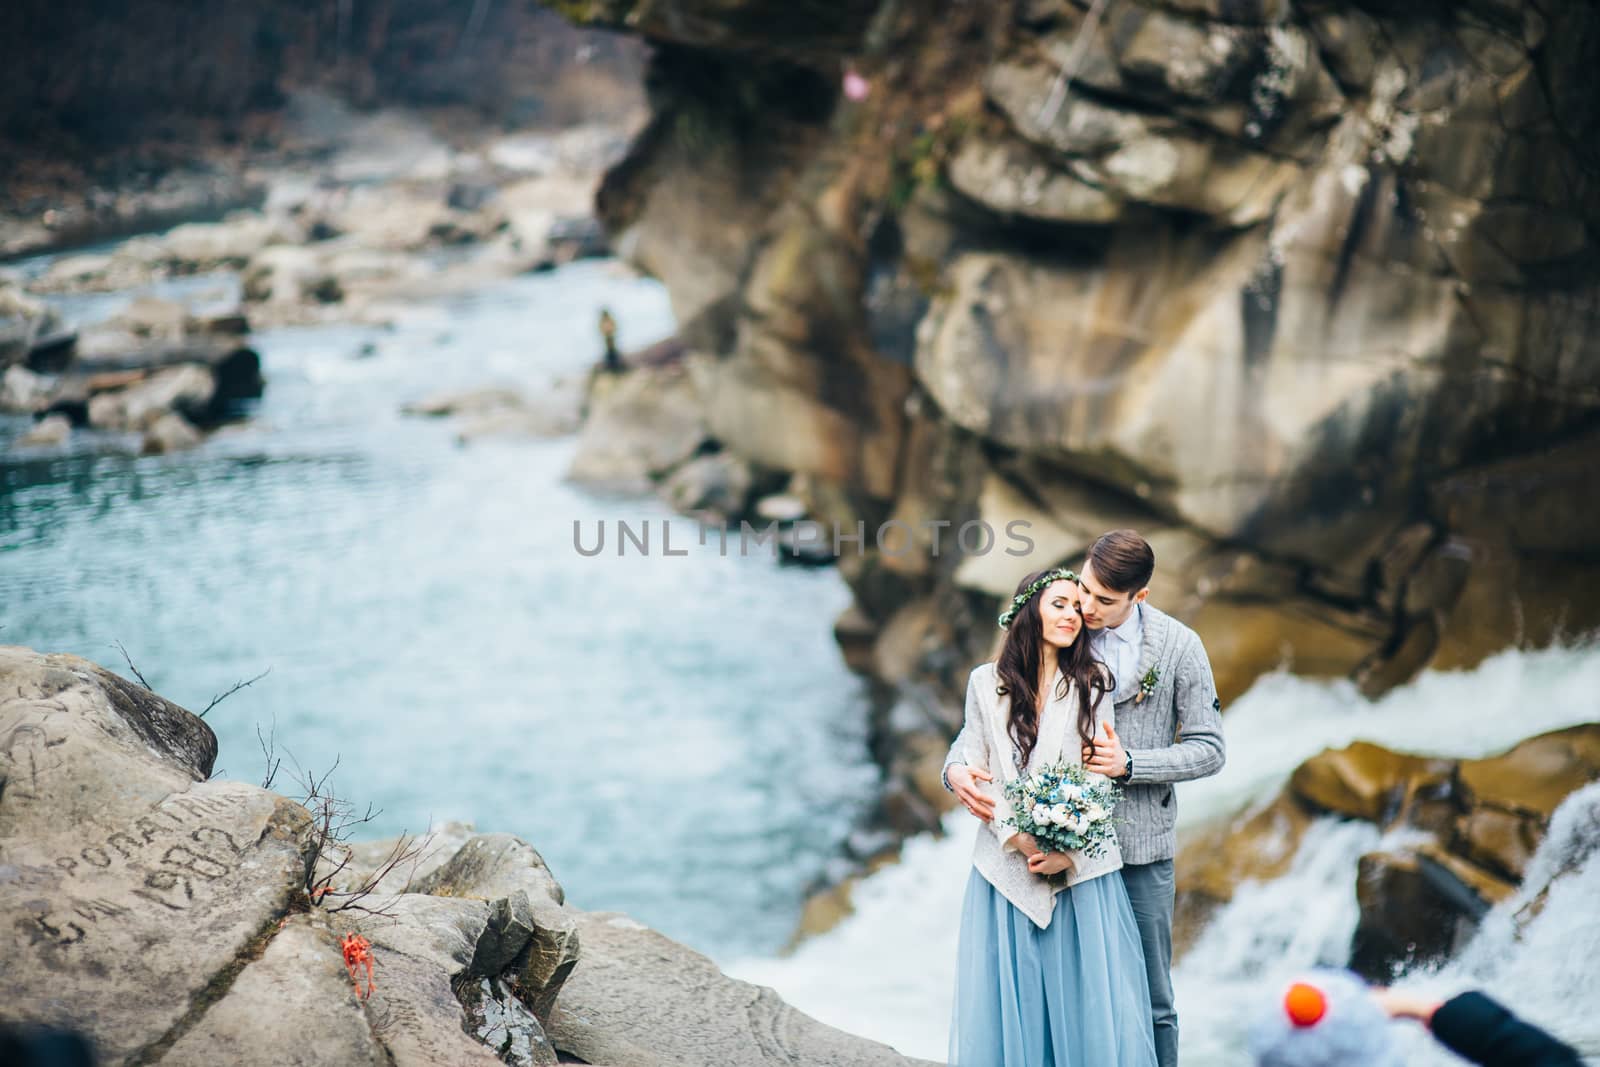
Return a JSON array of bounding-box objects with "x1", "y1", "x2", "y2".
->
[{"x1": 946, "y1": 660, "x2": 1122, "y2": 929}]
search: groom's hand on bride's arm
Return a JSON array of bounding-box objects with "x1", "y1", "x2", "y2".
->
[
  {"x1": 948, "y1": 763, "x2": 997, "y2": 821},
  {"x1": 1081, "y1": 722, "x2": 1129, "y2": 779},
  {"x1": 1004, "y1": 831, "x2": 1043, "y2": 858}
]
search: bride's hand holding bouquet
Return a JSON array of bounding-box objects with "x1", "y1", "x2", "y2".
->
[{"x1": 997, "y1": 760, "x2": 1123, "y2": 885}]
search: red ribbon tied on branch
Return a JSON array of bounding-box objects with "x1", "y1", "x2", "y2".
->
[{"x1": 341, "y1": 933, "x2": 376, "y2": 1000}]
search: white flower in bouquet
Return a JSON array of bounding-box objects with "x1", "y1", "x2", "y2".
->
[
  {"x1": 1031, "y1": 803, "x2": 1051, "y2": 824},
  {"x1": 1048, "y1": 804, "x2": 1071, "y2": 827}
]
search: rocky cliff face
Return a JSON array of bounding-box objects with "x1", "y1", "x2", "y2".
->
[{"x1": 559, "y1": 0, "x2": 1600, "y2": 833}]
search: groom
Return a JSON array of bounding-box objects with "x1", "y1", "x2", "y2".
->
[{"x1": 1076, "y1": 528, "x2": 1226, "y2": 1067}]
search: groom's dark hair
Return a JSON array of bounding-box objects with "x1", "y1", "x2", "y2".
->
[{"x1": 1086, "y1": 529, "x2": 1154, "y2": 594}]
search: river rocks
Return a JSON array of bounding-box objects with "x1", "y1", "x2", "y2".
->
[
  {"x1": 0, "y1": 285, "x2": 67, "y2": 369},
  {"x1": 26, "y1": 213, "x2": 299, "y2": 298},
  {"x1": 142, "y1": 412, "x2": 205, "y2": 454},
  {"x1": 547, "y1": 909, "x2": 934, "y2": 1067},
  {"x1": 402, "y1": 387, "x2": 528, "y2": 420},
  {"x1": 401, "y1": 384, "x2": 584, "y2": 442},
  {"x1": 568, "y1": 362, "x2": 710, "y2": 492},
  {"x1": 16, "y1": 413, "x2": 73, "y2": 447},
  {"x1": 240, "y1": 245, "x2": 348, "y2": 308},
  {"x1": 0, "y1": 275, "x2": 265, "y2": 451},
  {"x1": 300, "y1": 185, "x2": 504, "y2": 254},
  {"x1": 661, "y1": 449, "x2": 758, "y2": 519},
  {"x1": 1456, "y1": 728, "x2": 1600, "y2": 867},
  {"x1": 1350, "y1": 849, "x2": 1476, "y2": 978},
  {"x1": 1, "y1": 364, "x2": 54, "y2": 413},
  {"x1": 159, "y1": 214, "x2": 308, "y2": 272},
  {"x1": 499, "y1": 174, "x2": 610, "y2": 261},
  {"x1": 88, "y1": 364, "x2": 215, "y2": 432}
]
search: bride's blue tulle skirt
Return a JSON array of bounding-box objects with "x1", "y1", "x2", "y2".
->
[{"x1": 948, "y1": 866, "x2": 1158, "y2": 1067}]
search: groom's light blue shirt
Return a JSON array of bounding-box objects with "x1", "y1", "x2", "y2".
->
[{"x1": 1092, "y1": 603, "x2": 1143, "y2": 702}]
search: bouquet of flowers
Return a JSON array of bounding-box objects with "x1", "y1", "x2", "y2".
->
[{"x1": 996, "y1": 760, "x2": 1123, "y2": 861}]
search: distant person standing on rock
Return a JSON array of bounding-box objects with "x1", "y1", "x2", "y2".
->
[{"x1": 597, "y1": 307, "x2": 622, "y2": 373}]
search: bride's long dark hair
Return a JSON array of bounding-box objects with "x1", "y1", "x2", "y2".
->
[{"x1": 994, "y1": 568, "x2": 1114, "y2": 769}]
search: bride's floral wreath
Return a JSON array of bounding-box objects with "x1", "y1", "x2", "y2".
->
[{"x1": 997, "y1": 567, "x2": 1079, "y2": 630}]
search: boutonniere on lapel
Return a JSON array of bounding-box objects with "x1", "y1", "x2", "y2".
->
[{"x1": 1135, "y1": 667, "x2": 1160, "y2": 704}]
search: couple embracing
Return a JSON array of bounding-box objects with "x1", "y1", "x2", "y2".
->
[{"x1": 942, "y1": 529, "x2": 1226, "y2": 1067}]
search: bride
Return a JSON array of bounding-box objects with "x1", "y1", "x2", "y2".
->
[{"x1": 942, "y1": 567, "x2": 1157, "y2": 1067}]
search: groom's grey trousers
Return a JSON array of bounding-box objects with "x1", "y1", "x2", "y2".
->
[{"x1": 1121, "y1": 859, "x2": 1177, "y2": 1067}]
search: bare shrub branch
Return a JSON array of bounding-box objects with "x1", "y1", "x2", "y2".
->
[
  {"x1": 275, "y1": 748, "x2": 430, "y2": 917},
  {"x1": 200, "y1": 667, "x2": 271, "y2": 719},
  {"x1": 113, "y1": 641, "x2": 153, "y2": 690},
  {"x1": 257, "y1": 716, "x2": 283, "y2": 791}
]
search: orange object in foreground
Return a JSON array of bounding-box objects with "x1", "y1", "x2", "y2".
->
[
  {"x1": 1285, "y1": 982, "x2": 1329, "y2": 1027},
  {"x1": 341, "y1": 933, "x2": 377, "y2": 1000}
]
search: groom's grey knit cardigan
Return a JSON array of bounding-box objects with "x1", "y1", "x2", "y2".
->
[{"x1": 943, "y1": 604, "x2": 1226, "y2": 865}]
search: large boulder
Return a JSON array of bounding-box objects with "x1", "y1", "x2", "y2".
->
[
  {"x1": 0, "y1": 646, "x2": 313, "y2": 1064},
  {"x1": 1178, "y1": 726, "x2": 1600, "y2": 977},
  {"x1": 156, "y1": 916, "x2": 391, "y2": 1067},
  {"x1": 547, "y1": 909, "x2": 937, "y2": 1066},
  {"x1": 410, "y1": 833, "x2": 578, "y2": 1027},
  {"x1": 567, "y1": 362, "x2": 711, "y2": 492},
  {"x1": 159, "y1": 214, "x2": 307, "y2": 272},
  {"x1": 0, "y1": 285, "x2": 66, "y2": 369},
  {"x1": 0, "y1": 639, "x2": 949, "y2": 1067},
  {"x1": 87, "y1": 364, "x2": 216, "y2": 432},
  {"x1": 1289, "y1": 742, "x2": 1455, "y2": 826},
  {"x1": 352, "y1": 893, "x2": 514, "y2": 1067},
  {"x1": 1172, "y1": 791, "x2": 1315, "y2": 957}
]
